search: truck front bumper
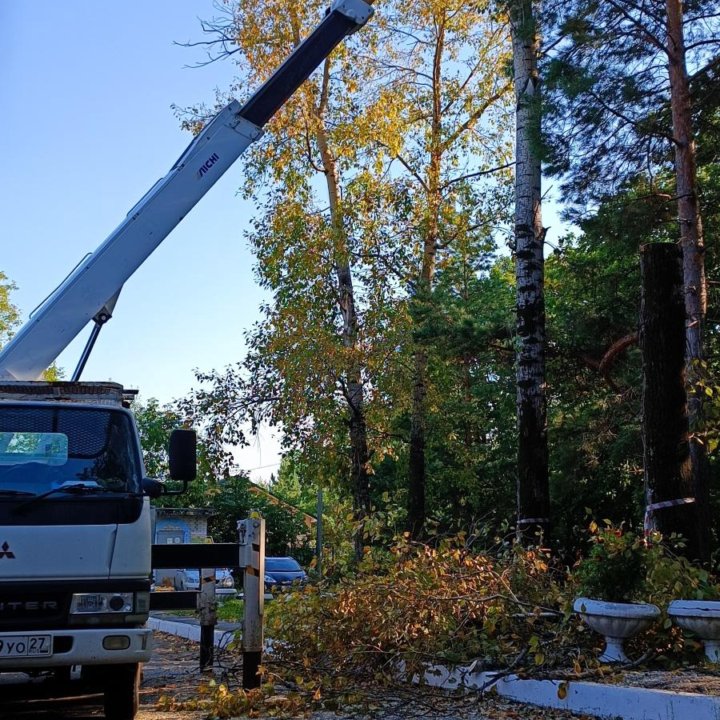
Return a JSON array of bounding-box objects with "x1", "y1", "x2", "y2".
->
[{"x1": 0, "y1": 627, "x2": 152, "y2": 670}]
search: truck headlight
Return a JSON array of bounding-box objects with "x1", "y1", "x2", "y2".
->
[
  {"x1": 69, "y1": 591, "x2": 150, "y2": 616},
  {"x1": 70, "y1": 593, "x2": 134, "y2": 614}
]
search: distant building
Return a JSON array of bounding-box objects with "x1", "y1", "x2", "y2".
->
[
  {"x1": 152, "y1": 508, "x2": 215, "y2": 587},
  {"x1": 153, "y1": 507, "x2": 215, "y2": 545}
]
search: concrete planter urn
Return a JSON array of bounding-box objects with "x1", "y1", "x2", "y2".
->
[
  {"x1": 668, "y1": 600, "x2": 720, "y2": 662},
  {"x1": 573, "y1": 597, "x2": 661, "y2": 663}
]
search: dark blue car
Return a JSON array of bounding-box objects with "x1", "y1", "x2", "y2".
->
[{"x1": 264, "y1": 556, "x2": 307, "y2": 591}]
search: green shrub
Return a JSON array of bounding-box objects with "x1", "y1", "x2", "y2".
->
[
  {"x1": 571, "y1": 521, "x2": 720, "y2": 604},
  {"x1": 572, "y1": 523, "x2": 649, "y2": 602}
]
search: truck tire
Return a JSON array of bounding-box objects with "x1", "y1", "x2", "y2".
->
[{"x1": 103, "y1": 663, "x2": 140, "y2": 720}]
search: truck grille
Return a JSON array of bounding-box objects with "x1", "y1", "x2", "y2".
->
[{"x1": 0, "y1": 592, "x2": 67, "y2": 628}]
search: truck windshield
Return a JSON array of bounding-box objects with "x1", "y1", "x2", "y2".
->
[{"x1": 0, "y1": 405, "x2": 141, "y2": 495}]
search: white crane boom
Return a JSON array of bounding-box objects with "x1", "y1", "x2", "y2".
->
[{"x1": 0, "y1": 0, "x2": 373, "y2": 382}]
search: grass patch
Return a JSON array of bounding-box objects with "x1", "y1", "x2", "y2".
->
[{"x1": 218, "y1": 598, "x2": 244, "y2": 622}]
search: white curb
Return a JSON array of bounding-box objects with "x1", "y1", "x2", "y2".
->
[
  {"x1": 420, "y1": 663, "x2": 720, "y2": 720},
  {"x1": 147, "y1": 616, "x2": 238, "y2": 649},
  {"x1": 497, "y1": 677, "x2": 720, "y2": 720}
]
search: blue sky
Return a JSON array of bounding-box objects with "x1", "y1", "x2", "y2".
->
[{"x1": 0, "y1": 1, "x2": 281, "y2": 479}]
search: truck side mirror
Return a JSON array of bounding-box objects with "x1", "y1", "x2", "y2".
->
[{"x1": 169, "y1": 429, "x2": 197, "y2": 482}]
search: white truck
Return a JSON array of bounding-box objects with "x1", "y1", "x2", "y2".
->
[
  {"x1": 0, "y1": 380, "x2": 195, "y2": 718},
  {"x1": 0, "y1": 2, "x2": 372, "y2": 718}
]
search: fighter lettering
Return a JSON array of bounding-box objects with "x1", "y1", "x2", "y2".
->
[{"x1": 0, "y1": 601, "x2": 57, "y2": 612}]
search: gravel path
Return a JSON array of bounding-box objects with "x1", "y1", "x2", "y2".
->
[{"x1": 140, "y1": 632, "x2": 597, "y2": 720}]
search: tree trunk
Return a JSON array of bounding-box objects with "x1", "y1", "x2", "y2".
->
[
  {"x1": 407, "y1": 348, "x2": 428, "y2": 538},
  {"x1": 316, "y1": 62, "x2": 371, "y2": 561},
  {"x1": 665, "y1": 0, "x2": 710, "y2": 560},
  {"x1": 511, "y1": 0, "x2": 549, "y2": 544},
  {"x1": 640, "y1": 244, "x2": 699, "y2": 557},
  {"x1": 407, "y1": 22, "x2": 445, "y2": 539}
]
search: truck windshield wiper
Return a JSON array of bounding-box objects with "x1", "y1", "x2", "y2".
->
[{"x1": 12, "y1": 483, "x2": 116, "y2": 514}]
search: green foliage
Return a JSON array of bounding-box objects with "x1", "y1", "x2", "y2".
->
[
  {"x1": 572, "y1": 523, "x2": 649, "y2": 602},
  {"x1": 134, "y1": 398, "x2": 183, "y2": 479},
  {"x1": 216, "y1": 598, "x2": 243, "y2": 622},
  {"x1": 693, "y1": 363, "x2": 720, "y2": 457},
  {"x1": 168, "y1": 0, "x2": 720, "y2": 568},
  {"x1": 207, "y1": 475, "x2": 311, "y2": 560},
  {"x1": 0, "y1": 271, "x2": 20, "y2": 349},
  {"x1": 543, "y1": 192, "x2": 656, "y2": 552},
  {"x1": 133, "y1": 398, "x2": 214, "y2": 509},
  {"x1": 571, "y1": 521, "x2": 720, "y2": 604},
  {"x1": 570, "y1": 523, "x2": 720, "y2": 664},
  {"x1": 542, "y1": 0, "x2": 718, "y2": 212},
  {"x1": 645, "y1": 544, "x2": 720, "y2": 605},
  {"x1": 179, "y1": 0, "x2": 516, "y2": 544},
  {"x1": 271, "y1": 454, "x2": 321, "y2": 517}
]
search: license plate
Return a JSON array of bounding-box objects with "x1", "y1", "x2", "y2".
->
[{"x1": 0, "y1": 635, "x2": 52, "y2": 657}]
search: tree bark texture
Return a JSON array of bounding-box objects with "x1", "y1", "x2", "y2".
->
[
  {"x1": 407, "y1": 21, "x2": 445, "y2": 539},
  {"x1": 665, "y1": 0, "x2": 710, "y2": 560},
  {"x1": 511, "y1": 0, "x2": 549, "y2": 544},
  {"x1": 640, "y1": 244, "x2": 699, "y2": 558},
  {"x1": 316, "y1": 62, "x2": 371, "y2": 560}
]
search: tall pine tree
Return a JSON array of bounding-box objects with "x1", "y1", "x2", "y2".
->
[{"x1": 544, "y1": 0, "x2": 718, "y2": 558}]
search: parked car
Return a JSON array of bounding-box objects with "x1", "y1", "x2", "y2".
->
[
  {"x1": 174, "y1": 568, "x2": 237, "y2": 598},
  {"x1": 264, "y1": 556, "x2": 308, "y2": 591}
]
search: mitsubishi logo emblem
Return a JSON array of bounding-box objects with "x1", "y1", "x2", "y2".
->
[{"x1": 0, "y1": 542, "x2": 15, "y2": 559}]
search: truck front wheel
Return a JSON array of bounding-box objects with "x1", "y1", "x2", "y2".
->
[{"x1": 103, "y1": 663, "x2": 140, "y2": 720}]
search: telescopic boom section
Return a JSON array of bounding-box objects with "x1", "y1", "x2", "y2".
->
[{"x1": 0, "y1": 0, "x2": 373, "y2": 382}]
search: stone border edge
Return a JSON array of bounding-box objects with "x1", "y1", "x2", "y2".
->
[{"x1": 420, "y1": 663, "x2": 720, "y2": 720}]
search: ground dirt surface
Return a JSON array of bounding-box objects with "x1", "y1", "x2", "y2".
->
[
  {"x1": 614, "y1": 667, "x2": 720, "y2": 694},
  {"x1": 0, "y1": 631, "x2": 601, "y2": 719}
]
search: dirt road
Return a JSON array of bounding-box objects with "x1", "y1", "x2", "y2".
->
[
  {"x1": 0, "y1": 631, "x2": 594, "y2": 720},
  {"x1": 0, "y1": 632, "x2": 207, "y2": 720}
]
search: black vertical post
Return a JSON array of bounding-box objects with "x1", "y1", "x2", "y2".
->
[
  {"x1": 200, "y1": 625, "x2": 214, "y2": 671},
  {"x1": 242, "y1": 651, "x2": 262, "y2": 689},
  {"x1": 640, "y1": 243, "x2": 698, "y2": 555},
  {"x1": 198, "y1": 568, "x2": 217, "y2": 671}
]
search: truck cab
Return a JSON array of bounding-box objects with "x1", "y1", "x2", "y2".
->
[{"x1": 0, "y1": 381, "x2": 194, "y2": 720}]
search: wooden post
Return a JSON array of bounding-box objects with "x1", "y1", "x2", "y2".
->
[
  {"x1": 238, "y1": 514, "x2": 265, "y2": 689},
  {"x1": 640, "y1": 243, "x2": 698, "y2": 555},
  {"x1": 198, "y1": 568, "x2": 217, "y2": 671}
]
